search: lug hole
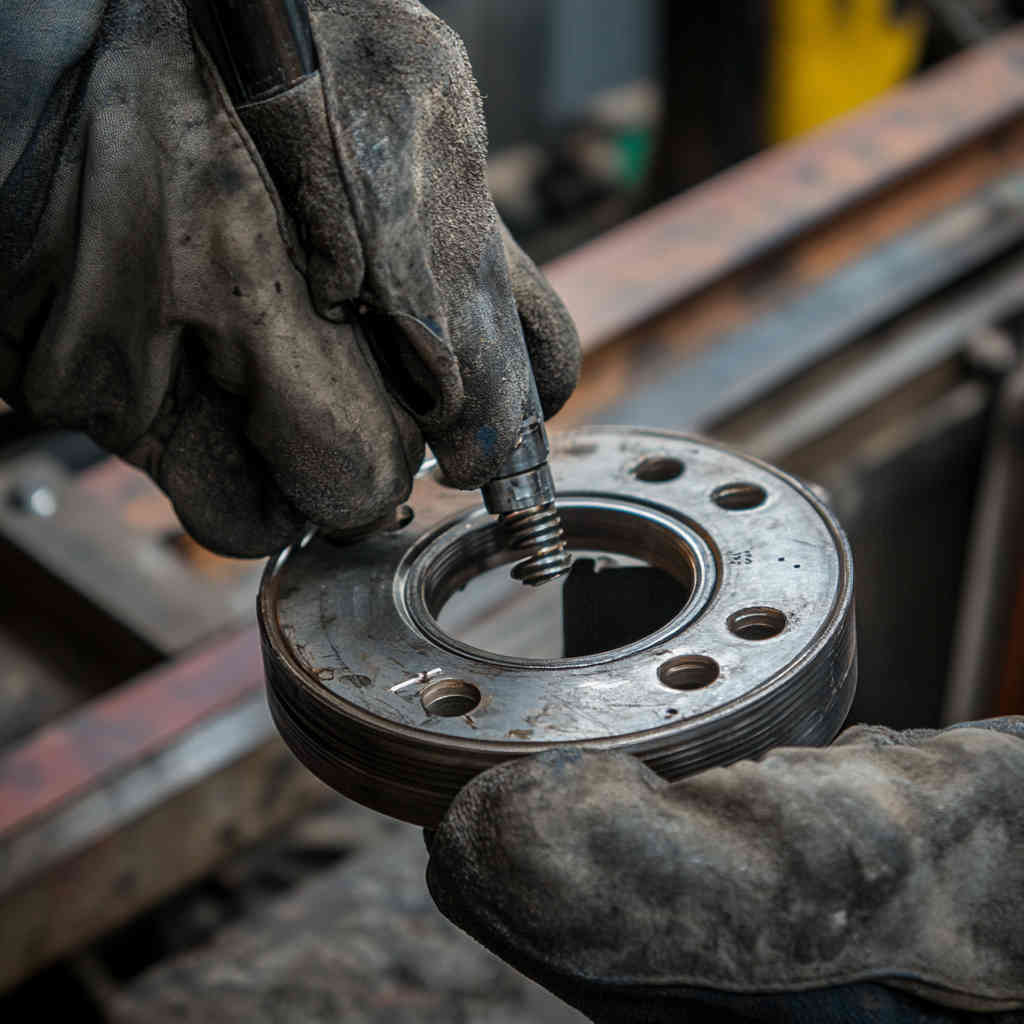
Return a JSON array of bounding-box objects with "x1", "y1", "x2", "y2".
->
[
  {"x1": 558, "y1": 442, "x2": 599, "y2": 457},
  {"x1": 633, "y1": 456, "x2": 684, "y2": 483},
  {"x1": 712, "y1": 482, "x2": 767, "y2": 510},
  {"x1": 658, "y1": 655, "x2": 719, "y2": 690},
  {"x1": 728, "y1": 607, "x2": 786, "y2": 640},
  {"x1": 421, "y1": 678, "x2": 481, "y2": 717}
]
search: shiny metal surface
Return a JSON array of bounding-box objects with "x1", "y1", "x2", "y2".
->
[
  {"x1": 501, "y1": 501, "x2": 572, "y2": 586},
  {"x1": 481, "y1": 380, "x2": 572, "y2": 585},
  {"x1": 260, "y1": 427, "x2": 856, "y2": 826}
]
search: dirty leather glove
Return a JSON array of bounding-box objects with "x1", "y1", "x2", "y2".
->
[
  {"x1": 0, "y1": 0, "x2": 579, "y2": 556},
  {"x1": 427, "y1": 719, "x2": 1024, "y2": 1023}
]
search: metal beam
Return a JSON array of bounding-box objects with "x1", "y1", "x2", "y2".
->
[{"x1": 547, "y1": 27, "x2": 1024, "y2": 353}]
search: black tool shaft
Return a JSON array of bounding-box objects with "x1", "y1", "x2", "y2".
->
[{"x1": 188, "y1": 0, "x2": 316, "y2": 105}]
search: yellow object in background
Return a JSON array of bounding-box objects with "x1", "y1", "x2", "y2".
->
[{"x1": 768, "y1": 0, "x2": 928, "y2": 141}]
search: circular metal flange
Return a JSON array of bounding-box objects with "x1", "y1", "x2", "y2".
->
[{"x1": 259, "y1": 427, "x2": 857, "y2": 827}]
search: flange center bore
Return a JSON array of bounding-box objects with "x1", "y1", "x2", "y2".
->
[{"x1": 396, "y1": 497, "x2": 718, "y2": 669}]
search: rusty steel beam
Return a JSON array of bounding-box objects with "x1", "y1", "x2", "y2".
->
[
  {"x1": 0, "y1": 454, "x2": 262, "y2": 659},
  {"x1": 0, "y1": 627, "x2": 315, "y2": 990},
  {"x1": 0, "y1": 628, "x2": 262, "y2": 837},
  {"x1": 0, "y1": 625, "x2": 331, "y2": 992},
  {"x1": 547, "y1": 27, "x2": 1024, "y2": 355},
  {"x1": 555, "y1": 113, "x2": 1024, "y2": 427},
  {"x1": 0, "y1": 713, "x2": 330, "y2": 995},
  {"x1": 943, "y1": 356, "x2": 1024, "y2": 723},
  {"x1": 594, "y1": 176, "x2": 1024, "y2": 432}
]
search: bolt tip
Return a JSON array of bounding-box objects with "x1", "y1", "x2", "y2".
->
[
  {"x1": 512, "y1": 553, "x2": 573, "y2": 586},
  {"x1": 500, "y1": 502, "x2": 573, "y2": 587}
]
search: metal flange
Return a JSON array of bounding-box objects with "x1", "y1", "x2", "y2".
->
[{"x1": 259, "y1": 427, "x2": 856, "y2": 827}]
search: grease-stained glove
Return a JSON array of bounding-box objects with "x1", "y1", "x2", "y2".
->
[
  {"x1": 0, "y1": 0, "x2": 579, "y2": 556},
  {"x1": 428, "y1": 719, "x2": 1024, "y2": 1023}
]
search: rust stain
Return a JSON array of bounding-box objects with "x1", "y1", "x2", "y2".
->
[{"x1": 546, "y1": 28, "x2": 1024, "y2": 355}]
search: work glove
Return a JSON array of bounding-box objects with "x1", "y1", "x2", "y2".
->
[
  {"x1": 427, "y1": 719, "x2": 1024, "y2": 1023},
  {"x1": 0, "y1": 0, "x2": 579, "y2": 556}
]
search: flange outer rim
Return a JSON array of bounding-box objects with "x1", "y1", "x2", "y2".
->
[
  {"x1": 259, "y1": 426, "x2": 857, "y2": 826},
  {"x1": 261, "y1": 605, "x2": 857, "y2": 827},
  {"x1": 258, "y1": 565, "x2": 853, "y2": 761},
  {"x1": 259, "y1": 427, "x2": 854, "y2": 756}
]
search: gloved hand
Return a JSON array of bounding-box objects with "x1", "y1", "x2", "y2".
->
[
  {"x1": 427, "y1": 719, "x2": 1024, "y2": 1023},
  {"x1": 0, "y1": 0, "x2": 579, "y2": 556}
]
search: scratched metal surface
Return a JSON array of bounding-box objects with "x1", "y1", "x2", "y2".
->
[{"x1": 269, "y1": 429, "x2": 845, "y2": 740}]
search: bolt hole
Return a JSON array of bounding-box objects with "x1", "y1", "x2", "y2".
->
[
  {"x1": 421, "y1": 678, "x2": 481, "y2": 717},
  {"x1": 558, "y1": 442, "x2": 599, "y2": 457},
  {"x1": 728, "y1": 607, "x2": 787, "y2": 640},
  {"x1": 633, "y1": 456, "x2": 684, "y2": 483},
  {"x1": 712, "y1": 482, "x2": 767, "y2": 510},
  {"x1": 658, "y1": 655, "x2": 719, "y2": 690}
]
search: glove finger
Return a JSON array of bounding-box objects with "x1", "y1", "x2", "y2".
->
[
  {"x1": 499, "y1": 220, "x2": 581, "y2": 419},
  {"x1": 129, "y1": 358, "x2": 307, "y2": 557},
  {"x1": 417, "y1": 225, "x2": 531, "y2": 490},
  {"x1": 429, "y1": 730, "x2": 1024, "y2": 1016},
  {"x1": 18, "y1": 11, "x2": 421, "y2": 553},
  {"x1": 232, "y1": 36, "x2": 522, "y2": 483},
  {"x1": 215, "y1": 5, "x2": 513, "y2": 490},
  {"x1": 427, "y1": 748, "x2": 664, "y2": 997},
  {"x1": 190, "y1": 36, "x2": 425, "y2": 535},
  {"x1": 353, "y1": 230, "x2": 531, "y2": 492},
  {"x1": 233, "y1": 72, "x2": 363, "y2": 321},
  {"x1": 427, "y1": 746, "x2": 972, "y2": 1024},
  {"x1": 309, "y1": 2, "x2": 532, "y2": 491},
  {"x1": 243, "y1": 314, "x2": 424, "y2": 535}
]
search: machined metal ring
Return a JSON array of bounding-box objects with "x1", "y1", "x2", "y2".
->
[{"x1": 259, "y1": 427, "x2": 857, "y2": 827}]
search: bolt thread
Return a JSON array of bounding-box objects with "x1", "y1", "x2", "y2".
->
[{"x1": 500, "y1": 502, "x2": 572, "y2": 586}]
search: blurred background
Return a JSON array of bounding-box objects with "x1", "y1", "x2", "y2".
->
[
  {"x1": 440, "y1": 0, "x2": 1019, "y2": 260},
  {"x1": 4, "y1": 1, "x2": 1024, "y2": 1020}
]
